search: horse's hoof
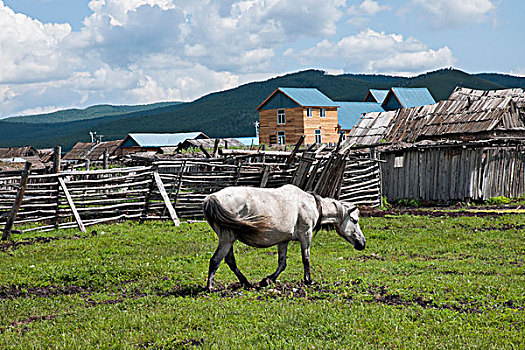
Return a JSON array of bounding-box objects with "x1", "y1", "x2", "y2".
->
[{"x1": 259, "y1": 277, "x2": 273, "y2": 287}]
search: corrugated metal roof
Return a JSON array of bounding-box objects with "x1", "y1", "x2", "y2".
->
[
  {"x1": 234, "y1": 137, "x2": 259, "y2": 146},
  {"x1": 366, "y1": 89, "x2": 389, "y2": 104},
  {"x1": 124, "y1": 132, "x2": 207, "y2": 147},
  {"x1": 277, "y1": 88, "x2": 339, "y2": 107},
  {"x1": 337, "y1": 102, "x2": 385, "y2": 130},
  {"x1": 387, "y1": 87, "x2": 436, "y2": 108}
]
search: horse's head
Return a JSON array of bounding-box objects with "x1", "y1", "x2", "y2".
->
[{"x1": 335, "y1": 203, "x2": 366, "y2": 251}]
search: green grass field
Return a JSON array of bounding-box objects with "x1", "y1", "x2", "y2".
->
[{"x1": 0, "y1": 214, "x2": 523, "y2": 349}]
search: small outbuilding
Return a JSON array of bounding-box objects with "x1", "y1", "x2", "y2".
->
[
  {"x1": 344, "y1": 87, "x2": 525, "y2": 203},
  {"x1": 119, "y1": 132, "x2": 209, "y2": 155},
  {"x1": 64, "y1": 140, "x2": 124, "y2": 161}
]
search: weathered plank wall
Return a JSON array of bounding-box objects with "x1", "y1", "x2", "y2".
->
[{"x1": 381, "y1": 146, "x2": 525, "y2": 202}]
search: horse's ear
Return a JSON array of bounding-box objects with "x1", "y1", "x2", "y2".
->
[{"x1": 343, "y1": 202, "x2": 358, "y2": 213}]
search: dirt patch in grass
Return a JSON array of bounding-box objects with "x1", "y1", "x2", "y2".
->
[
  {"x1": 0, "y1": 285, "x2": 88, "y2": 299},
  {"x1": 0, "y1": 236, "x2": 63, "y2": 251},
  {"x1": 0, "y1": 230, "x2": 111, "y2": 252}
]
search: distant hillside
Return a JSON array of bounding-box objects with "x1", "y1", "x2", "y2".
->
[
  {"x1": 3, "y1": 102, "x2": 184, "y2": 124},
  {"x1": 474, "y1": 73, "x2": 525, "y2": 89},
  {"x1": 0, "y1": 68, "x2": 522, "y2": 150}
]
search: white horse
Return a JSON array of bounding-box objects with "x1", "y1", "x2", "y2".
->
[{"x1": 202, "y1": 184, "x2": 366, "y2": 290}]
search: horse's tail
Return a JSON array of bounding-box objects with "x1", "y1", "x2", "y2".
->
[{"x1": 202, "y1": 195, "x2": 269, "y2": 237}]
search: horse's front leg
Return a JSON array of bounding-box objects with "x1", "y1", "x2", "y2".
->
[
  {"x1": 260, "y1": 241, "x2": 289, "y2": 286},
  {"x1": 207, "y1": 230, "x2": 235, "y2": 291},
  {"x1": 299, "y1": 231, "x2": 313, "y2": 285}
]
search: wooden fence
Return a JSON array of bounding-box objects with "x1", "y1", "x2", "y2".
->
[
  {"x1": 381, "y1": 144, "x2": 525, "y2": 202},
  {"x1": 1, "y1": 152, "x2": 383, "y2": 235}
]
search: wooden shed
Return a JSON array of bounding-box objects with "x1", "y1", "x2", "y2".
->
[
  {"x1": 64, "y1": 140, "x2": 124, "y2": 161},
  {"x1": 119, "y1": 132, "x2": 208, "y2": 155},
  {"x1": 344, "y1": 87, "x2": 525, "y2": 202},
  {"x1": 381, "y1": 140, "x2": 525, "y2": 202}
]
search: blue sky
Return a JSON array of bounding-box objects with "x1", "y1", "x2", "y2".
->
[{"x1": 0, "y1": 0, "x2": 523, "y2": 117}]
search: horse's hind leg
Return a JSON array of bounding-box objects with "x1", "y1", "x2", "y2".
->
[
  {"x1": 225, "y1": 247, "x2": 251, "y2": 288},
  {"x1": 299, "y1": 233, "x2": 313, "y2": 285},
  {"x1": 207, "y1": 231, "x2": 235, "y2": 291},
  {"x1": 261, "y1": 241, "x2": 289, "y2": 286}
]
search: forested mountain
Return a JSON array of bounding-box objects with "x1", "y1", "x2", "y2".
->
[
  {"x1": 1, "y1": 68, "x2": 522, "y2": 150},
  {"x1": 4, "y1": 102, "x2": 183, "y2": 124}
]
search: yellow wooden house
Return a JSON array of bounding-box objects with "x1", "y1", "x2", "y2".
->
[{"x1": 256, "y1": 88, "x2": 340, "y2": 146}]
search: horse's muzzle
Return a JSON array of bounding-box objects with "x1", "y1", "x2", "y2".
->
[{"x1": 354, "y1": 240, "x2": 366, "y2": 251}]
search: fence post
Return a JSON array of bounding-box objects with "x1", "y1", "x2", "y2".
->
[
  {"x1": 234, "y1": 162, "x2": 243, "y2": 186},
  {"x1": 53, "y1": 146, "x2": 61, "y2": 173},
  {"x1": 103, "y1": 150, "x2": 109, "y2": 169},
  {"x1": 286, "y1": 134, "x2": 305, "y2": 166},
  {"x1": 140, "y1": 166, "x2": 157, "y2": 224},
  {"x1": 153, "y1": 170, "x2": 180, "y2": 226},
  {"x1": 2, "y1": 162, "x2": 32, "y2": 240},
  {"x1": 58, "y1": 177, "x2": 86, "y2": 233},
  {"x1": 260, "y1": 165, "x2": 270, "y2": 188}
]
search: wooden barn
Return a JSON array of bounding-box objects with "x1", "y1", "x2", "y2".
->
[{"x1": 344, "y1": 87, "x2": 525, "y2": 202}]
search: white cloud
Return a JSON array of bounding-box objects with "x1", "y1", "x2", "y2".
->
[
  {"x1": 0, "y1": 0, "x2": 350, "y2": 117},
  {"x1": 348, "y1": 0, "x2": 389, "y2": 16},
  {"x1": 411, "y1": 0, "x2": 496, "y2": 28},
  {"x1": 0, "y1": 3, "x2": 74, "y2": 84},
  {"x1": 510, "y1": 68, "x2": 525, "y2": 77},
  {"x1": 288, "y1": 28, "x2": 456, "y2": 75}
]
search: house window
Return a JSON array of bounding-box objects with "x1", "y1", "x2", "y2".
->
[
  {"x1": 320, "y1": 108, "x2": 326, "y2": 118},
  {"x1": 277, "y1": 131, "x2": 286, "y2": 145},
  {"x1": 394, "y1": 156, "x2": 404, "y2": 168},
  {"x1": 306, "y1": 108, "x2": 313, "y2": 117},
  {"x1": 277, "y1": 109, "x2": 286, "y2": 124},
  {"x1": 315, "y1": 129, "x2": 322, "y2": 144}
]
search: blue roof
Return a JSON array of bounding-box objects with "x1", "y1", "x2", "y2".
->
[
  {"x1": 122, "y1": 132, "x2": 207, "y2": 147},
  {"x1": 257, "y1": 88, "x2": 338, "y2": 110},
  {"x1": 388, "y1": 87, "x2": 436, "y2": 108},
  {"x1": 366, "y1": 89, "x2": 389, "y2": 104},
  {"x1": 337, "y1": 102, "x2": 385, "y2": 130},
  {"x1": 235, "y1": 137, "x2": 259, "y2": 146}
]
